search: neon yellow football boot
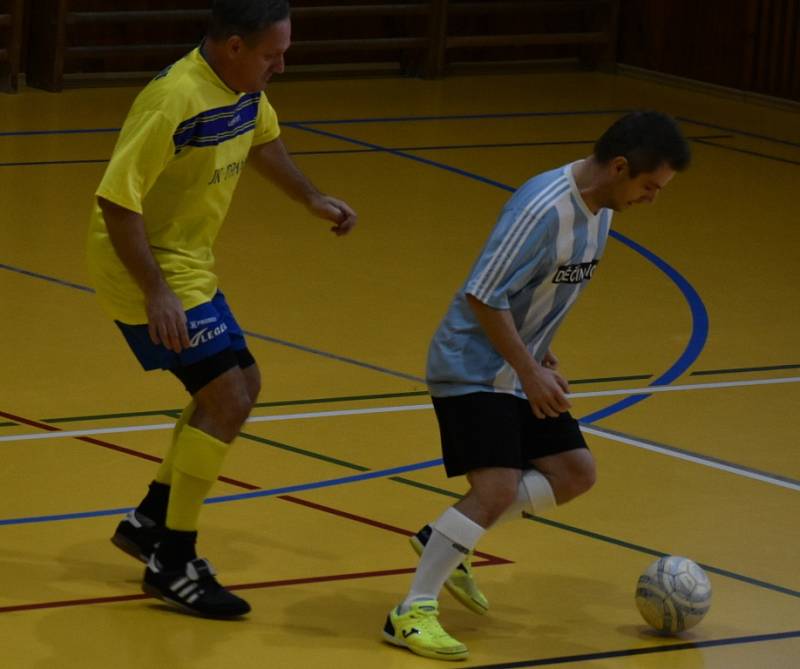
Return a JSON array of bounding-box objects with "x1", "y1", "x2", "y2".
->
[
  {"x1": 383, "y1": 600, "x2": 468, "y2": 661},
  {"x1": 411, "y1": 525, "x2": 489, "y2": 615}
]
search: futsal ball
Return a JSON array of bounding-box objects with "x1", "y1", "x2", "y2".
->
[{"x1": 635, "y1": 556, "x2": 712, "y2": 634}]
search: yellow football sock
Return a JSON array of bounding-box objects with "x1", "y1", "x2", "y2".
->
[
  {"x1": 166, "y1": 424, "x2": 229, "y2": 532},
  {"x1": 155, "y1": 401, "x2": 196, "y2": 485}
]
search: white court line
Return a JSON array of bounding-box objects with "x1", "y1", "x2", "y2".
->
[
  {"x1": 581, "y1": 426, "x2": 800, "y2": 492},
  {"x1": 1, "y1": 376, "x2": 799, "y2": 444}
]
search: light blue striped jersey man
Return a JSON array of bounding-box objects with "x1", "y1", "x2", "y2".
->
[{"x1": 427, "y1": 161, "x2": 613, "y2": 398}]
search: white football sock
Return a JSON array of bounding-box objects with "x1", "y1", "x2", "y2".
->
[{"x1": 401, "y1": 507, "x2": 485, "y2": 612}]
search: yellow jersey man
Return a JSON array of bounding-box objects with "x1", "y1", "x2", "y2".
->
[{"x1": 87, "y1": 0, "x2": 356, "y2": 618}]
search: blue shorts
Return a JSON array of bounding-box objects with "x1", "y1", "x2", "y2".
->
[{"x1": 116, "y1": 291, "x2": 248, "y2": 371}]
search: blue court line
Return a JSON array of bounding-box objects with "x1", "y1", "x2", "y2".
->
[
  {"x1": 0, "y1": 458, "x2": 442, "y2": 527},
  {"x1": 579, "y1": 232, "x2": 709, "y2": 423},
  {"x1": 288, "y1": 122, "x2": 710, "y2": 424},
  {"x1": 284, "y1": 121, "x2": 518, "y2": 192},
  {"x1": 4, "y1": 452, "x2": 799, "y2": 603}
]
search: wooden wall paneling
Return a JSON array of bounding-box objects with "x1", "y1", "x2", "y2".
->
[
  {"x1": 0, "y1": 0, "x2": 27, "y2": 91},
  {"x1": 27, "y1": 0, "x2": 68, "y2": 91}
]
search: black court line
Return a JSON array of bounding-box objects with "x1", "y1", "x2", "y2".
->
[
  {"x1": 0, "y1": 134, "x2": 734, "y2": 168},
  {"x1": 241, "y1": 328, "x2": 424, "y2": 382},
  {"x1": 678, "y1": 115, "x2": 800, "y2": 149},
  {"x1": 0, "y1": 262, "x2": 95, "y2": 293},
  {"x1": 2, "y1": 105, "x2": 796, "y2": 149},
  {"x1": 0, "y1": 109, "x2": 632, "y2": 139},
  {"x1": 0, "y1": 158, "x2": 109, "y2": 168},
  {"x1": 692, "y1": 138, "x2": 800, "y2": 166},
  {"x1": 0, "y1": 261, "x2": 424, "y2": 384},
  {"x1": 526, "y1": 514, "x2": 800, "y2": 599},
  {"x1": 465, "y1": 629, "x2": 800, "y2": 668},
  {"x1": 0, "y1": 127, "x2": 119, "y2": 137},
  {"x1": 288, "y1": 109, "x2": 635, "y2": 125},
  {"x1": 691, "y1": 363, "x2": 800, "y2": 376}
]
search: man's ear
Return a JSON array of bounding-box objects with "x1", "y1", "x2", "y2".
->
[
  {"x1": 609, "y1": 156, "x2": 628, "y2": 178},
  {"x1": 225, "y1": 34, "x2": 246, "y2": 59}
]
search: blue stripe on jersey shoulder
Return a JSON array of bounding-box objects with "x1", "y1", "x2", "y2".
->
[
  {"x1": 153, "y1": 63, "x2": 174, "y2": 81},
  {"x1": 173, "y1": 93, "x2": 261, "y2": 153}
]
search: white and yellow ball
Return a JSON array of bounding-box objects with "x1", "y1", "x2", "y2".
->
[{"x1": 635, "y1": 556, "x2": 712, "y2": 634}]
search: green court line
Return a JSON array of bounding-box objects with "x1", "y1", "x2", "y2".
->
[
  {"x1": 388, "y1": 476, "x2": 462, "y2": 498},
  {"x1": 569, "y1": 374, "x2": 651, "y2": 385},
  {"x1": 38, "y1": 390, "x2": 429, "y2": 425},
  {"x1": 12, "y1": 378, "x2": 655, "y2": 429},
  {"x1": 238, "y1": 431, "x2": 371, "y2": 472},
  {"x1": 691, "y1": 363, "x2": 800, "y2": 376},
  {"x1": 232, "y1": 431, "x2": 800, "y2": 601},
  {"x1": 4, "y1": 397, "x2": 797, "y2": 602}
]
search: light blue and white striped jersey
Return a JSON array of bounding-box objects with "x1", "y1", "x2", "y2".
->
[{"x1": 427, "y1": 161, "x2": 613, "y2": 398}]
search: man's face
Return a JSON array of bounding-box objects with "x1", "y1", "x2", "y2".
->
[
  {"x1": 606, "y1": 159, "x2": 676, "y2": 212},
  {"x1": 226, "y1": 18, "x2": 291, "y2": 92}
]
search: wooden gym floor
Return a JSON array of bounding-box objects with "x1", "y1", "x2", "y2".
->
[{"x1": 1, "y1": 67, "x2": 799, "y2": 668}]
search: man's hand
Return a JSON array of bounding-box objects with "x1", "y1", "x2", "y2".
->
[
  {"x1": 307, "y1": 193, "x2": 357, "y2": 236},
  {"x1": 521, "y1": 365, "x2": 571, "y2": 419},
  {"x1": 146, "y1": 284, "x2": 190, "y2": 353},
  {"x1": 542, "y1": 349, "x2": 560, "y2": 371}
]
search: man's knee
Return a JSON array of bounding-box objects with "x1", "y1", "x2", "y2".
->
[
  {"x1": 562, "y1": 452, "x2": 596, "y2": 500},
  {"x1": 466, "y1": 469, "x2": 521, "y2": 520},
  {"x1": 242, "y1": 364, "x2": 261, "y2": 404},
  {"x1": 193, "y1": 368, "x2": 254, "y2": 439}
]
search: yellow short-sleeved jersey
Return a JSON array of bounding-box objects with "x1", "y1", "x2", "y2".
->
[{"x1": 86, "y1": 47, "x2": 281, "y2": 324}]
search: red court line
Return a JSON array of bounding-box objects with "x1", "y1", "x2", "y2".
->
[
  {"x1": 0, "y1": 408, "x2": 513, "y2": 563},
  {"x1": 0, "y1": 561, "x2": 500, "y2": 614},
  {"x1": 280, "y1": 495, "x2": 511, "y2": 565},
  {"x1": 0, "y1": 409, "x2": 259, "y2": 490}
]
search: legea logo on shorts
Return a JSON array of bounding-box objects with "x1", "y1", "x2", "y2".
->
[
  {"x1": 552, "y1": 260, "x2": 599, "y2": 284},
  {"x1": 189, "y1": 322, "x2": 229, "y2": 348},
  {"x1": 188, "y1": 316, "x2": 217, "y2": 329}
]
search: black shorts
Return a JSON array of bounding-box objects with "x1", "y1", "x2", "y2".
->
[
  {"x1": 432, "y1": 392, "x2": 588, "y2": 477},
  {"x1": 170, "y1": 347, "x2": 256, "y2": 395}
]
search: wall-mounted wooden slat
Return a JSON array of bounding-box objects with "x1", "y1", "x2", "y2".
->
[
  {"x1": 447, "y1": 32, "x2": 608, "y2": 48},
  {"x1": 66, "y1": 10, "x2": 209, "y2": 24},
  {"x1": 26, "y1": 1, "x2": 623, "y2": 91},
  {"x1": 450, "y1": 0, "x2": 613, "y2": 14},
  {"x1": 0, "y1": 0, "x2": 25, "y2": 92}
]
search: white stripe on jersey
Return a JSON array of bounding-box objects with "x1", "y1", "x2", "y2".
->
[
  {"x1": 471, "y1": 176, "x2": 570, "y2": 302},
  {"x1": 492, "y1": 194, "x2": 576, "y2": 389}
]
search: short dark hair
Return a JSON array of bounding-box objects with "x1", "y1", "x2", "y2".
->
[
  {"x1": 594, "y1": 111, "x2": 691, "y2": 177},
  {"x1": 208, "y1": 0, "x2": 290, "y2": 42}
]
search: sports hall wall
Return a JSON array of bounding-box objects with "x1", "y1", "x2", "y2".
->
[{"x1": 1, "y1": 0, "x2": 799, "y2": 103}]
